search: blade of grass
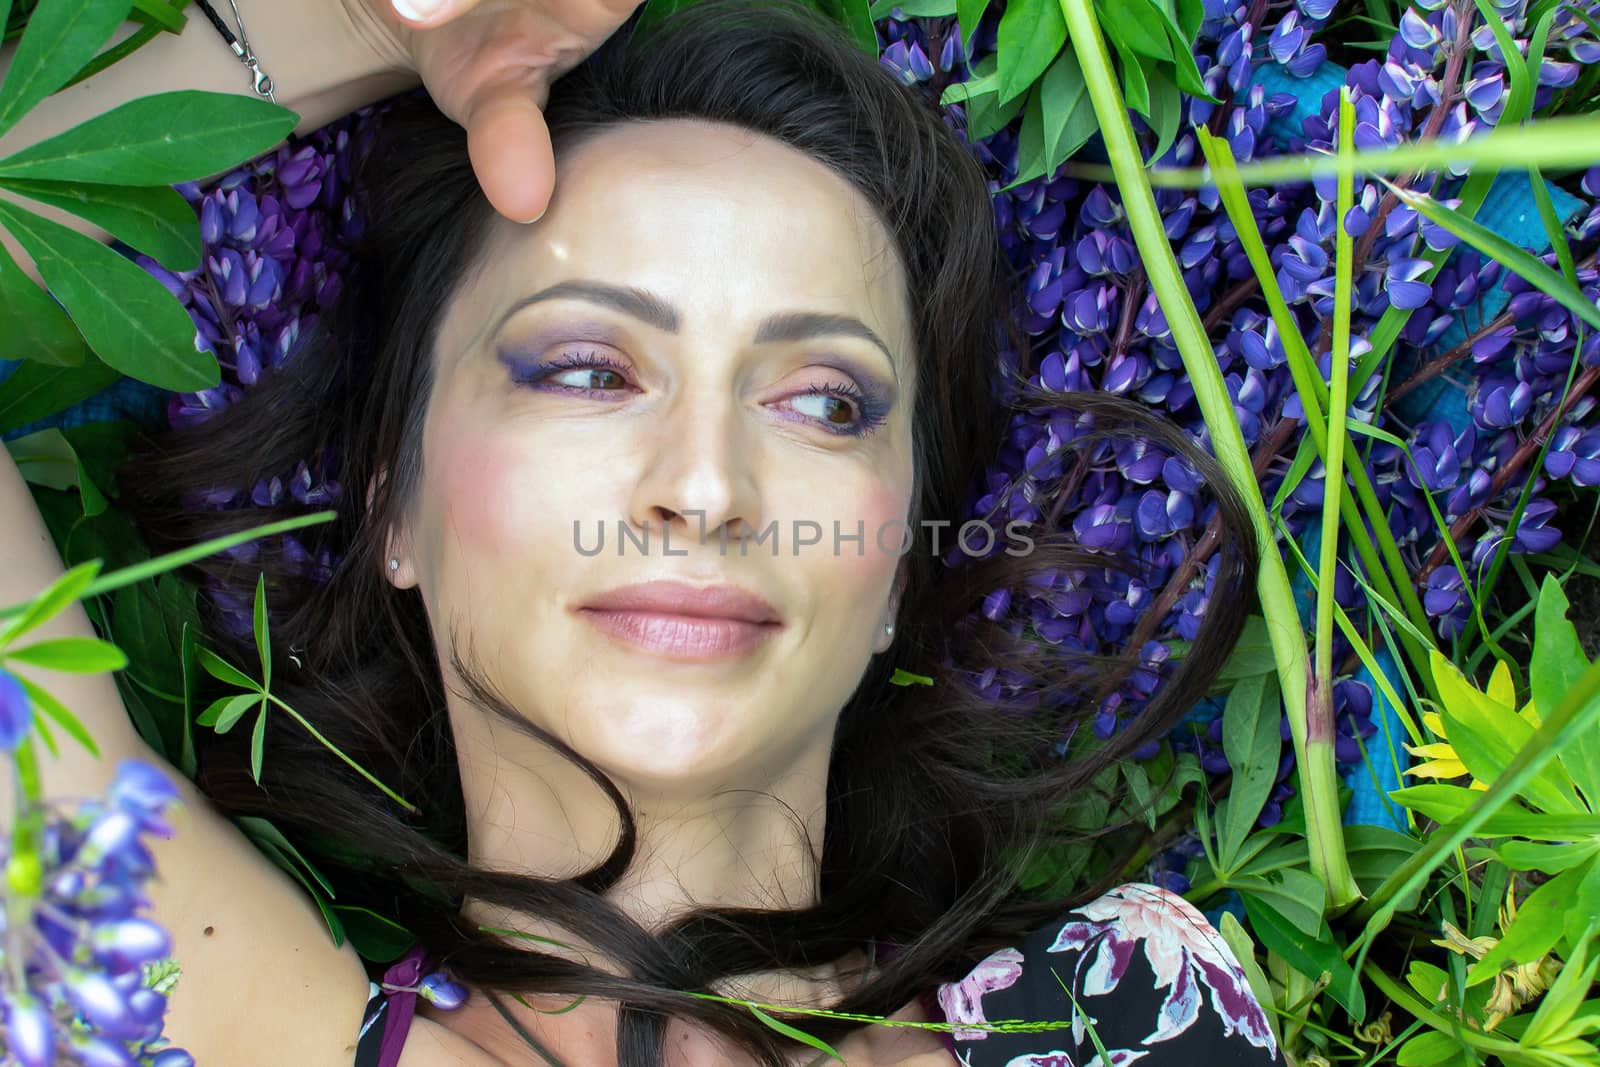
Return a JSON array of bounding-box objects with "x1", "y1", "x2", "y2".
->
[{"x1": 0, "y1": 511, "x2": 336, "y2": 620}]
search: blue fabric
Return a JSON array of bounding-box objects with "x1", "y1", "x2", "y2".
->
[{"x1": 0, "y1": 357, "x2": 170, "y2": 441}]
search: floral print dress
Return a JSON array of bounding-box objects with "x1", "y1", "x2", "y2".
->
[
  {"x1": 355, "y1": 882, "x2": 1280, "y2": 1066},
  {"x1": 938, "y1": 882, "x2": 1280, "y2": 1066}
]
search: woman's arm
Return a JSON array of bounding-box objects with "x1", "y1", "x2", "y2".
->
[
  {"x1": 0, "y1": 447, "x2": 379, "y2": 1066},
  {"x1": 0, "y1": 0, "x2": 418, "y2": 270}
]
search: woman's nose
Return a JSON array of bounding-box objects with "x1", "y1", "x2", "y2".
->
[{"x1": 626, "y1": 387, "x2": 763, "y2": 549}]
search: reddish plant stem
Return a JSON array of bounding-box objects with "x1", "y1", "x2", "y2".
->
[{"x1": 1416, "y1": 364, "x2": 1600, "y2": 583}]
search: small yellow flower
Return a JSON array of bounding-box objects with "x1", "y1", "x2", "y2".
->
[{"x1": 1405, "y1": 711, "x2": 1486, "y2": 791}]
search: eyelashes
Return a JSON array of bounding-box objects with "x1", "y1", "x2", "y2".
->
[{"x1": 501, "y1": 347, "x2": 891, "y2": 438}]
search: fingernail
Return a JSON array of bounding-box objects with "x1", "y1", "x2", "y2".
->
[
  {"x1": 516, "y1": 208, "x2": 546, "y2": 225},
  {"x1": 392, "y1": 0, "x2": 448, "y2": 21}
]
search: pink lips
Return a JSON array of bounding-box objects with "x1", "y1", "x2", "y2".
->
[{"x1": 573, "y1": 580, "x2": 782, "y2": 661}]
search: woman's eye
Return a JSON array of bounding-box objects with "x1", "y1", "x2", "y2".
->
[
  {"x1": 549, "y1": 366, "x2": 628, "y2": 391},
  {"x1": 788, "y1": 391, "x2": 860, "y2": 429}
]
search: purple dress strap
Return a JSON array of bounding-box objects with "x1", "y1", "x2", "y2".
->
[{"x1": 373, "y1": 946, "x2": 431, "y2": 1067}]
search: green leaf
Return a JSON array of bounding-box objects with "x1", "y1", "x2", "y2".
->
[
  {"x1": 1344, "y1": 825, "x2": 1422, "y2": 911},
  {"x1": 0, "y1": 0, "x2": 132, "y2": 139},
  {"x1": 177, "y1": 621, "x2": 198, "y2": 777},
  {"x1": 1143, "y1": 67, "x2": 1182, "y2": 164},
  {"x1": 1533, "y1": 574, "x2": 1600, "y2": 807},
  {"x1": 1387, "y1": 783, "x2": 1477, "y2": 824},
  {"x1": 5, "y1": 635, "x2": 126, "y2": 672},
  {"x1": 249, "y1": 704, "x2": 267, "y2": 783},
  {"x1": 1112, "y1": 32, "x2": 1150, "y2": 116},
  {"x1": 0, "y1": 198, "x2": 219, "y2": 391},
  {"x1": 1150, "y1": 0, "x2": 1211, "y2": 97},
  {"x1": 1521, "y1": 922, "x2": 1598, "y2": 1047},
  {"x1": 747, "y1": 1004, "x2": 845, "y2": 1063},
  {"x1": 996, "y1": 0, "x2": 1067, "y2": 105},
  {"x1": 1239, "y1": 893, "x2": 1365, "y2": 1019},
  {"x1": 1396, "y1": 1031, "x2": 1473, "y2": 1067},
  {"x1": 1465, "y1": 860, "x2": 1583, "y2": 984},
  {"x1": 5, "y1": 427, "x2": 108, "y2": 515},
  {"x1": 196, "y1": 646, "x2": 260, "y2": 692},
  {"x1": 252, "y1": 571, "x2": 270, "y2": 690},
  {"x1": 821, "y1": 0, "x2": 877, "y2": 57},
  {"x1": 867, "y1": 0, "x2": 955, "y2": 16},
  {"x1": 5, "y1": 426, "x2": 77, "y2": 489},
  {"x1": 0, "y1": 231, "x2": 83, "y2": 366},
  {"x1": 1121, "y1": 759, "x2": 1157, "y2": 830},
  {"x1": 1235, "y1": 867, "x2": 1325, "y2": 937},
  {"x1": 966, "y1": 82, "x2": 1029, "y2": 142},
  {"x1": 1100, "y1": 0, "x2": 1171, "y2": 60},
  {"x1": 1386, "y1": 183, "x2": 1600, "y2": 334},
  {"x1": 1217, "y1": 671, "x2": 1281, "y2": 869},
  {"x1": 1038, "y1": 47, "x2": 1096, "y2": 172},
  {"x1": 1572, "y1": 859, "x2": 1600, "y2": 953},
  {"x1": 887, "y1": 667, "x2": 933, "y2": 686},
  {"x1": 0, "y1": 356, "x2": 120, "y2": 434},
  {"x1": 11, "y1": 671, "x2": 99, "y2": 756},
  {"x1": 1432, "y1": 651, "x2": 1584, "y2": 814},
  {"x1": 1013, "y1": 85, "x2": 1049, "y2": 185},
  {"x1": 0, "y1": 91, "x2": 297, "y2": 185},
  {"x1": 0, "y1": 179, "x2": 201, "y2": 271},
  {"x1": 1174, "y1": 0, "x2": 1203, "y2": 40},
  {"x1": 1215, "y1": 616, "x2": 1276, "y2": 684},
  {"x1": 956, "y1": 0, "x2": 992, "y2": 52},
  {"x1": 199, "y1": 692, "x2": 257, "y2": 734},
  {"x1": 0, "y1": 559, "x2": 99, "y2": 646},
  {"x1": 331, "y1": 906, "x2": 414, "y2": 964}
]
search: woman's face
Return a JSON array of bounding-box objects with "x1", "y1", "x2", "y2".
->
[{"x1": 386, "y1": 118, "x2": 918, "y2": 799}]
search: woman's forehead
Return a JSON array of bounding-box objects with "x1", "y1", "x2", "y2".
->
[{"x1": 438, "y1": 120, "x2": 916, "y2": 375}]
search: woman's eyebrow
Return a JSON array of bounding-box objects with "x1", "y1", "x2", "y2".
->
[{"x1": 494, "y1": 279, "x2": 899, "y2": 381}]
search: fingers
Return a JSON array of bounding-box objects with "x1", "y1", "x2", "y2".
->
[
  {"x1": 387, "y1": 0, "x2": 482, "y2": 30},
  {"x1": 465, "y1": 89, "x2": 557, "y2": 224}
]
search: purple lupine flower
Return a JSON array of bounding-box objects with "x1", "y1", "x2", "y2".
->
[
  {"x1": 1, "y1": 761, "x2": 192, "y2": 1067},
  {"x1": 0, "y1": 666, "x2": 31, "y2": 752}
]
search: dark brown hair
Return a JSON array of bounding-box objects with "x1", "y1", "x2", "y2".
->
[{"x1": 119, "y1": 1, "x2": 1258, "y2": 1063}]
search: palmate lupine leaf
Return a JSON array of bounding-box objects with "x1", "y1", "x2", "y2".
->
[
  {"x1": 0, "y1": 0, "x2": 130, "y2": 139},
  {"x1": 0, "y1": 228, "x2": 83, "y2": 366},
  {"x1": 0, "y1": 196, "x2": 217, "y2": 389},
  {"x1": 996, "y1": 0, "x2": 1066, "y2": 105},
  {"x1": 1, "y1": 178, "x2": 201, "y2": 270},
  {"x1": 0, "y1": 90, "x2": 296, "y2": 184}
]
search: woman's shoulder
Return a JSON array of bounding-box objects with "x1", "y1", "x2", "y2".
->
[{"x1": 933, "y1": 881, "x2": 1282, "y2": 1066}]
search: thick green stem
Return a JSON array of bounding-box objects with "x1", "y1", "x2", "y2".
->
[
  {"x1": 1058, "y1": 0, "x2": 1359, "y2": 908},
  {"x1": 1311, "y1": 87, "x2": 1355, "y2": 845}
]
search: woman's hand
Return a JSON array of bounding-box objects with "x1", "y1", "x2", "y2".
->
[{"x1": 366, "y1": 0, "x2": 645, "y2": 224}]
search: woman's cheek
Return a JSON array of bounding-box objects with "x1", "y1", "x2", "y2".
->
[
  {"x1": 432, "y1": 431, "x2": 552, "y2": 559},
  {"x1": 837, "y1": 482, "x2": 911, "y2": 582}
]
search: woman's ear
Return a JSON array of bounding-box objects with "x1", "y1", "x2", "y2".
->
[
  {"x1": 368, "y1": 466, "x2": 414, "y2": 589},
  {"x1": 873, "y1": 565, "x2": 909, "y2": 655}
]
